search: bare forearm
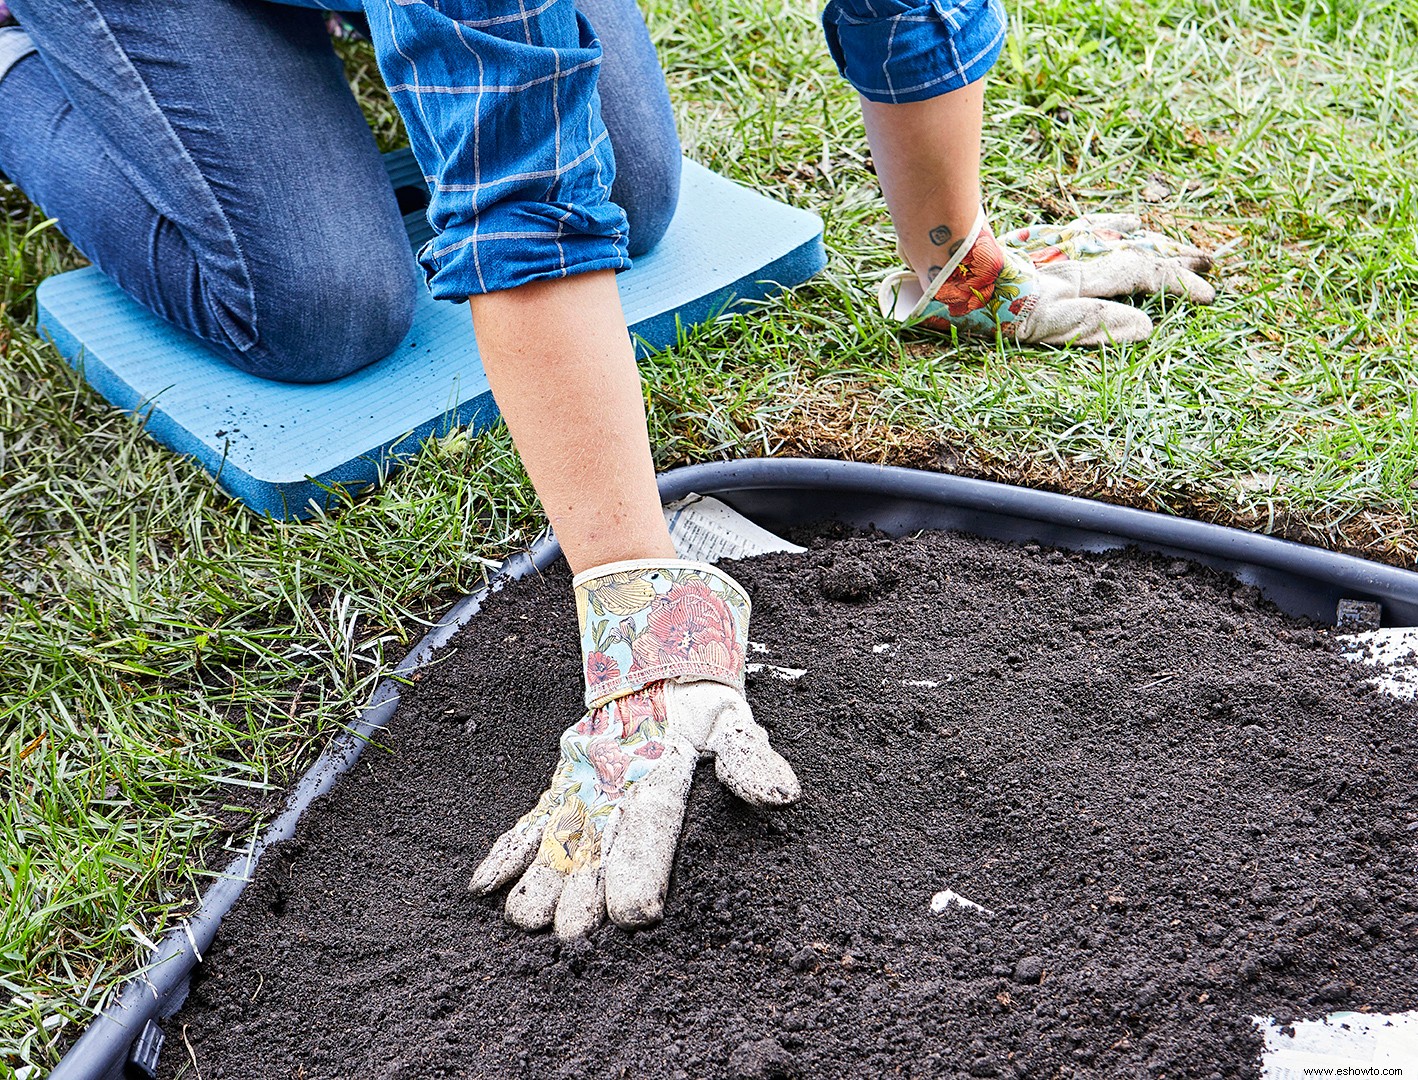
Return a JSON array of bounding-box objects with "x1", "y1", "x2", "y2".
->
[{"x1": 469, "y1": 270, "x2": 674, "y2": 574}]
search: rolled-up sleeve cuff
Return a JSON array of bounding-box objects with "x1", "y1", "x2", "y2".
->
[
  {"x1": 364, "y1": 0, "x2": 631, "y2": 300},
  {"x1": 420, "y1": 196, "x2": 631, "y2": 301},
  {"x1": 822, "y1": 0, "x2": 1006, "y2": 104}
]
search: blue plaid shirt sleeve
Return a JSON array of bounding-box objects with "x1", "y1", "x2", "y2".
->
[{"x1": 364, "y1": 0, "x2": 631, "y2": 300}]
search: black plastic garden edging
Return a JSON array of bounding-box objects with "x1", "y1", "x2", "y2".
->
[{"x1": 48, "y1": 458, "x2": 1418, "y2": 1080}]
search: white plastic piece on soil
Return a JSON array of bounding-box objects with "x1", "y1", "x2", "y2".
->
[
  {"x1": 1257, "y1": 631, "x2": 1418, "y2": 1071},
  {"x1": 931, "y1": 889, "x2": 992, "y2": 916},
  {"x1": 1255, "y1": 1010, "x2": 1418, "y2": 1077},
  {"x1": 664, "y1": 494, "x2": 806, "y2": 563},
  {"x1": 884, "y1": 674, "x2": 953, "y2": 689},
  {"x1": 1340, "y1": 626, "x2": 1418, "y2": 700},
  {"x1": 746, "y1": 663, "x2": 807, "y2": 682},
  {"x1": 749, "y1": 641, "x2": 770, "y2": 654},
  {"x1": 870, "y1": 639, "x2": 949, "y2": 687}
]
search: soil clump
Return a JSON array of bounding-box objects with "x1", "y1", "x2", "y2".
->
[{"x1": 159, "y1": 529, "x2": 1418, "y2": 1079}]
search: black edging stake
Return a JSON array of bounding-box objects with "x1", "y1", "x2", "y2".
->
[{"x1": 124, "y1": 1020, "x2": 162, "y2": 1080}]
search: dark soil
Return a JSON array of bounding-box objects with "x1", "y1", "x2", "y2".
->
[{"x1": 159, "y1": 529, "x2": 1418, "y2": 1079}]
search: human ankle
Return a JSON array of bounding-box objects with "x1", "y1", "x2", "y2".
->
[
  {"x1": 905, "y1": 205, "x2": 986, "y2": 291},
  {"x1": 909, "y1": 209, "x2": 985, "y2": 289}
]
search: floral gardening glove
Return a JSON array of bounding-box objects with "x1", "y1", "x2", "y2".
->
[
  {"x1": 468, "y1": 560, "x2": 800, "y2": 938},
  {"x1": 878, "y1": 209, "x2": 1215, "y2": 346}
]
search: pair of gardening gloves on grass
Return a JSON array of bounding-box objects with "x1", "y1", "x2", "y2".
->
[
  {"x1": 470, "y1": 211, "x2": 1219, "y2": 939},
  {"x1": 879, "y1": 208, "x2": 1217, "y2": 346}
]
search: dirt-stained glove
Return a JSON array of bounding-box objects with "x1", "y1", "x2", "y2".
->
[
  {"x1": 878, "y1": 209, "x2": 1215, "y2": 346},
  {"x1": 468, "y1": 559, "x2": 800, "y2": 938}
]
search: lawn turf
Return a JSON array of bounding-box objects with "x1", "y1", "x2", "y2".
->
[{"x1": 2, "y1": 0, "x2": 1416, "y2": 1071}]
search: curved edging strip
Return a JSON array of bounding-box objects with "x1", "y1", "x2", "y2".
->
[
  {"x1": 49, "y1": 458, "x2": 1418, "y2": 1080},
  {"x1": 47, "y1": 544, "x2": 565, "y2": 1080},
  {"x1": 658, "y1": 459, "x2": 1418, "y2": 626}
]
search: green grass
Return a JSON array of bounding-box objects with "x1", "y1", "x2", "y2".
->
[{"x1": 3, "y1": 0, "x2": 1417, "y2": 1072}]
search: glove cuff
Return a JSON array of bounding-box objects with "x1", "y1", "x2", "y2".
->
[
  {"x1": 574, "y1": 559, "x2": 751, "y2": 710},
  {"x1": 876, "y1": 209, "x2": 1044, "y2": 340}
]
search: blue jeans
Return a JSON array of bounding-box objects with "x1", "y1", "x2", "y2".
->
[{"x1": 0, "y1": 0, "x2": 681, "y2": 383}]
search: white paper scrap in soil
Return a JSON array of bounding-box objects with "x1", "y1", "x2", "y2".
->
[
  {"x1": 1256, "y1": 1010, "x2": 1418, "y2": 1077},
  {"x1": 746, "y1": 663, "x2": 807, "y2": 682},
  {"x1": 930, "y1": 889, "x2": 991, "y2": 916},
  {"x1": 664, "y1": 494, "x2": 806, "y2": 563},
  {"x1": 1341, "y1": 626, "x2": 1418, "y2": 700}
]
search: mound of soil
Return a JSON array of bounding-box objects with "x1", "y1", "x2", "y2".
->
[{"x1": 158, "y1": 530, "x2": 1418, "y2": 1079}]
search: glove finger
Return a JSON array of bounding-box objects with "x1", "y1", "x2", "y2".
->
[
  {"x1": 1041, "y1": 251, "x2": 1215, "y2": 304},
  {"x1": 1166, "y1": 262, "x2": 1216, "y2": 303},
  {"x1": 504, "y1": 859, "x2": 566, "y2": 930},
  {"x1": 706, "y1": 698, "x2": 802, "y2": 807},
  {"x1": 1124, "y1": 234, "x2": 1213, "y2": 273},
  {"x1": 1068, "y1": 212, "x2": 1144, "y2": 234},
  {"x1": 468, "y1": 818, "x2": 547, "y2": 896},
  {"x1": 554, "y1": 865, "x2": 607, "y2": 940},
  {"x1": 603, "y1": 740, "x2": 698, "y2": 928},
  {"x1": 1019, "y1": 297, "x2": 1153, "y2": 347}
]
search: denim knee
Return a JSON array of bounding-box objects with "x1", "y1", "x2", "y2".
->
[
  {"x1": 618, "y1": 147, "x2": 681, "y2": 258},
  {"x1": 575, "y1": 0, "x2": 683, "y2": 257},
  {"x1": 229, "y1": 249, "x2": 418, "y2": 384}
]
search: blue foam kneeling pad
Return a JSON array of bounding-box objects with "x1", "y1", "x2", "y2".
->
[{"x1": 36, "y1": 152, "x2": 826, "y2": 519}]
